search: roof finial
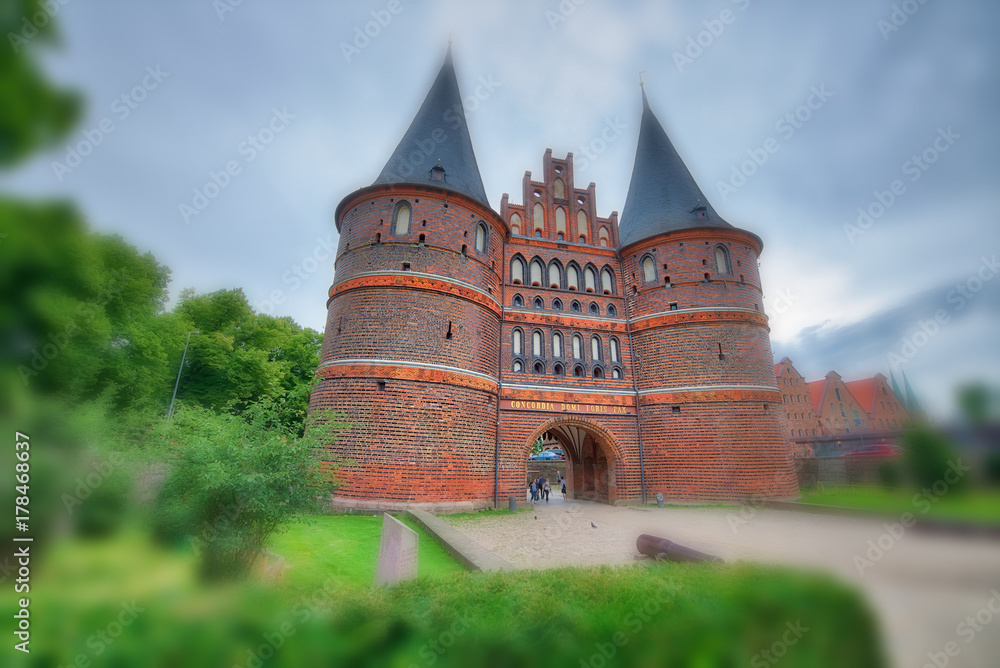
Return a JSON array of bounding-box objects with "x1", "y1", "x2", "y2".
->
[{"x1": 638, "y1": 70, "x2": 647, "y2": 88}]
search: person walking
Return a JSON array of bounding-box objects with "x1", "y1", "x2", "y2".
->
[
  {"x1": 543, "y1": 480, "x2": 551, "y2": 502},
  {"x1": 561, "y1": 478, "x2": 567, "y2": 499},
  {"x1": 529, "y1": 479, "x2": 537, "y2": 502}
]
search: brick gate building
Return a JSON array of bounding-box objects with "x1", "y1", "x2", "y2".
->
[{"x1": 309, "y1": 51, "x2": 799, "y2": 510}]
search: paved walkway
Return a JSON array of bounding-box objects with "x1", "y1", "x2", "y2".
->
[{"x1": 442, "y1": 497, "x2": 1000, "y2": 668}]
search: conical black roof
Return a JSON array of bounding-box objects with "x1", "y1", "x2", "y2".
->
[
  {"x1": 371, "y1": 50, "x2": 490, "y2": 208},
  {"x1": 618, "y1": 90, "x2": 733, "y2": 249}
]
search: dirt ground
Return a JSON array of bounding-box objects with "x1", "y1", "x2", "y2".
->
[{"x1": 442, "y1": 496, "x2": 1000, "y2": 668}]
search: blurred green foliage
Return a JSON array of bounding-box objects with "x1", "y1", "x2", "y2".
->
[
  {"x1": 150, "y1": 404, "x2": 340, "y2": 580},
  {"x1": 902, "y1": 427, "x2": 966, "y2": 492},
  {"x1": 0, "y1": 0, "x2": 82, "y2": 168},
  {"x1": 7, "y1": 530, "x2": 885, "y2": 668}
]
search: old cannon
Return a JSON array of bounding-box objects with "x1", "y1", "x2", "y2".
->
[{"x1": 636, "y1": 534, "x2": 724, "y2": 564}]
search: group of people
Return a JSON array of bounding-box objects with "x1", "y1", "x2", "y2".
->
[{"x1": 528, "y1": 473, "x2": 568, "y2": 502}]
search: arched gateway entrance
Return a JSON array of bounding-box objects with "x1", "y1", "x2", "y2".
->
[{"x1": 525, "y1": 419, "x2": 620, "y2": 503}]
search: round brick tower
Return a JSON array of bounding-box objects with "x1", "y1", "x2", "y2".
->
[
  {"x1": 310, "y1": 51, "x2": 506, "y2": 511},
  {"x1": 617, "y1": 90, "x2": 798, "y2": 500}
]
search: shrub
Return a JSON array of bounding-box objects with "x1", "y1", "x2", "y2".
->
[
  {"x1": 152, "y1": 403, "x2": 341, "y2": 579},
  {"x1": 876, "y1": 461, "x2": 901, "y2": 490},
  {"x1": 902, "y1": 427, "x2": 965, "y2": 492}
]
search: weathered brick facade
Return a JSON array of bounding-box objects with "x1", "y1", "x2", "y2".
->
[{"x1": 309, "y1": 55, "x2": 799, "y2": 509}]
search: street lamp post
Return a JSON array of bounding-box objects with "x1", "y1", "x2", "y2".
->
[{"x1": 167, "y1": 330, "x2": 199, "y2": 419}]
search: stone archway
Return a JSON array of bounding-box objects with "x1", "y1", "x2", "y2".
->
[{"x1": 525, "y1": 418, "x2": 621, "y2": 503}]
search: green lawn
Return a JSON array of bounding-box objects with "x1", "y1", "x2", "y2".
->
[
  {"x1": 267, "y1": 513, "x2": 464, "y2": 589},
  {"x1": 800, "y1": 487, "x2": 1000, "y2": 524}
]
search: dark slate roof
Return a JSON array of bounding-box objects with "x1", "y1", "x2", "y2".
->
[
  {"x1": 371, "y1": 50, "x2": 490, "y2": 208},
  {"x1": 618, "y1": 90, "x2": 734, "y2": 249}
]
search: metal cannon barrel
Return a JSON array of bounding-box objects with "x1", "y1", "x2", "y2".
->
[{"x1": 636, "y1": 534, "x2": 724, "y2": 564}]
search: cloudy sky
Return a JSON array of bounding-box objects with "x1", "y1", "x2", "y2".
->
[{"x1": 5, "y1": 0, "x2": 998, "y2": 418}]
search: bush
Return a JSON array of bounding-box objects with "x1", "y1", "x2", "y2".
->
[
  {"x1": 9, "y1": 560, "x2": 886, "y2": 668},
  {"x1": 876, "y1": 461, "x2": 901, "y2": 490},
  {"x1": 901, "y1": 427, "x2": 965, "y2": 492},
  {"x1": 152, "y1": 403, "x2": 341, "y2": 579}
]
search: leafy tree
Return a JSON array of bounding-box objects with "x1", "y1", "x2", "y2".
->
[
  {"x1": 901, "y1": 427, "x2": 965, "y2": 492},
  {"x1": 0, "y1": 0, "x2": 82, "y2": 168},
  {"x1": 151, "y1": 402, "x2": 341, "y2": 580},
  {"x1": 170, "y1": 288, "x2": 322, "y2": 431}
]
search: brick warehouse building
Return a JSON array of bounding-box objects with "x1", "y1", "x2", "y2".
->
[{"x1": 309, "y1": 51, "x2": 799, "y2": 510}]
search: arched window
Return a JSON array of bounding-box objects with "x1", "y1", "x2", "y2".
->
[
  {"x1": 598, "y1": 227, "x2": 609, "y2": 246},
  {"x1": 392, "y1": 200, "x2": 411, "y2": 235},
  {"x1": 512, "y1": 294, "x2": 523, "y2": 307},
  {"x1": 552, "y1": 332, "x2": 563, "y2": 358},
  {"x1": 573, "y1": 365, "x2": 584, "y2": 377},
  {"x1": 513, "y1": 360, "x2": 523, "y2": 372},
  {"x1": 577, "y1": 210, "x2": 588, "y2": 240},
  {"x1": 553, "y1": 363, "x2": 564, "y2": 375},
  {"x1": 612, "y1": 367, "x2": 622, "y2": 380},
  {"x1": 607, "y1": 305, "x2": 617, "y2": 317},
  {"x1": 584, "y1": 267, "x2": 596, "y2": 293},
  {"x1": 714, "y1": 245, "x2": 731, "y2": 275},
  {"x1": 512, "y1": 329, "x2": 523, "y2": 355},
  {"x1": 641, "y1": 256, "x2": 655, "y2": 283},
  {"x1": 553, "y1": 178, "x2": 565, "y2": 199},
  {"x1": 532, "y1": 331, "x2": 542, "y2": 357},
  {"x1": 529, "y1": 259, "x2": 543, "y2": 286},
  {"x1": 570, "y1": 300, "x2": 581, "y2": 313},
  {"x1": 610, "y1": 338, "x2": 620, "y2": 363},
  {"x1": 589, "y1": 302, "x2": 599, "y2": 315},
  {"x1": 511, "y1": 257, "x2": 524, "y2": 284},
  {"x1": 475, "y1": 223, "x2": 488, "y2": 253},
  {"x1": 593, "y1": 367, "x2": 604, "y2": 379},
  {"x1": 533, "y1": 203, "x2": 544, "y2": 234},
  {"x1": 567, "y1": 265, "x2": 579, "y2": 291},
  {"x1": 548, "y1": 262, "x2": 561, "y2": 289},
  {"x1": 591, "y1": 336, "x2": 601, "y2": 361},
  {"x1": 510, "y1": 212, "x2": 521, "y2": 235},
  {"x1": 552, "y1": 299, "x2": 563, "y2": 311},
  {"x1": 572, "y1": 334, "x2": 583, "y2": 359},
  {"x1": 533, "y1": 297, "x2": 544, "y2": 309},
  {"x1": 555, "y1": 207, "x2": 567, "y2": 237},
  {"x1": 533, "y1": 362, "x2": 544, "y2": 374},
  {"x1": 601, "y1": 268, "x2": 614, "y2": 294}
]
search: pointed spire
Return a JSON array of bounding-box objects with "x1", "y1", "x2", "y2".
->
[
  {"x1": 371, "y1": 50, "x2": 490, "y2": 208},
  {"x1": 889, "y1": 370, "x2": 905, "y2": 406},
  {"x1": 619, "y1": 88, "x2": 741, "y2": 249},
  {"x1": 902, "y1": 370, "x2": 920, "y2": 412}
]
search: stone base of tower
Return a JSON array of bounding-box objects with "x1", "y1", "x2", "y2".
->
[
  {"x1": 639, "y1": 401, "x2": 800, "y2": 501},
  {"x1": 308, "y1": 376, "x2": 499, "y2": 506},
  {"x1": 327, "y1": 496, "x2": 492, "y2": 514}
]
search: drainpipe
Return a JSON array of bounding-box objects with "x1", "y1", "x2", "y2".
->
[
  {"x1": 624, "y1": 292, "x2": 647, "y2": 505},
  {"x1": 495, "y1": 258, "x2": 506, "y2": 510}
]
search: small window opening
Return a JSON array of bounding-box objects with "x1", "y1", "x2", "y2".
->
[
  {"x1": 419, "y1": 233, "x2": 426, "y2": 244},
  {"x1": 669, "y1": 302, "x2": 678, "y2": 311},
  {"x1": 672, "y1": 406, "x2": 681, "y2": 414},
  {"x1": 377, "y1": 381, "x2": 386, "y2": 391},
  {"x1": 446, "y1": 322, "x2": 453, "y2": 340},
  {"x1": 718, "y1": 343, "x2": 724, "y2": 360},
  {"x1": 402, "y1": 262, "x2": 411, "y2": 271}
]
